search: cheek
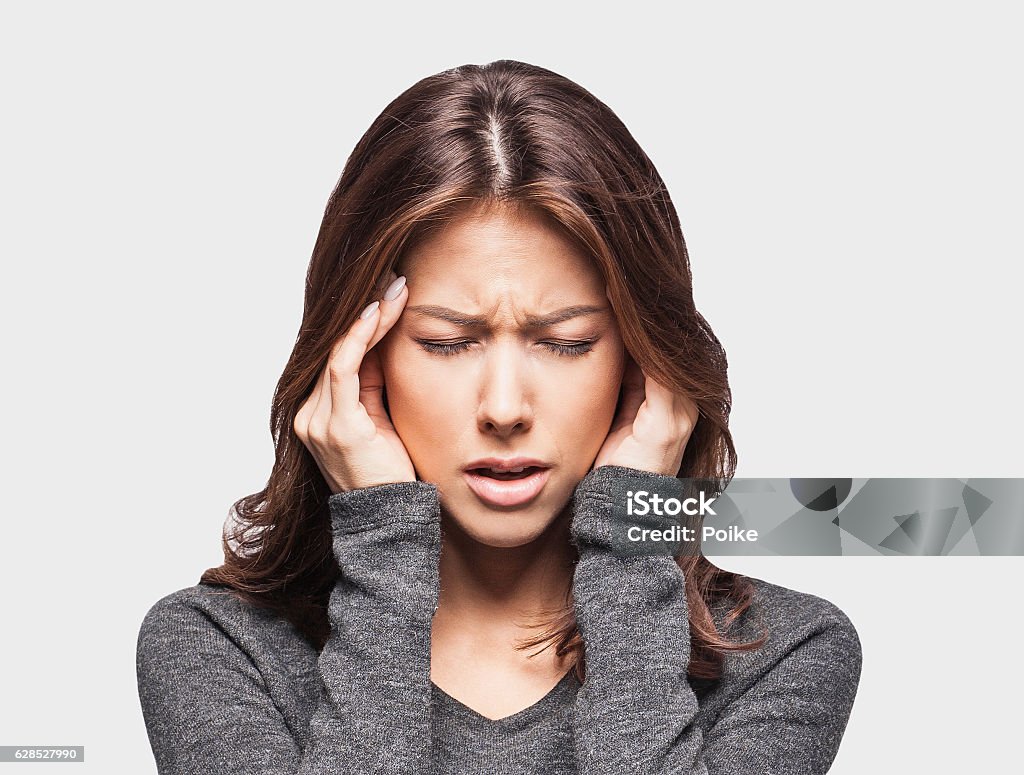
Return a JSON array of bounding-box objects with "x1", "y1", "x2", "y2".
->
[
  {"x1": 578, "y1": 371, "x2": 621, "y2": 417},
  {"x1": 542, "y1": 354, "x2": 624, "y2": 431},
  {"x1": 380, "y1": 346, "x2": 461, "y2": 440}
]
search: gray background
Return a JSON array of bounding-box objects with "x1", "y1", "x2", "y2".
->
[{"x1": 1, "y1": 1, "x2": 1021, "y2": 771}]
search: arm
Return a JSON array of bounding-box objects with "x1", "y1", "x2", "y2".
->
[
  {"x1": 700, "y1": 617, "x2": 862, "y2": 774},
  {"x1": 136, "y1": 480, "x2": 440, "y2": 775},
  {"x1": 570, "y1": 464, "x2": 706, "y2": 774},
  {"x1": 569, "y1": 465, "x2": 862, "y2": 775}
]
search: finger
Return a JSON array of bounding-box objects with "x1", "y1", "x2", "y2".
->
[
  {"x1": 367, "y1": 274, "x2": 408, "y2": 351},
  {"x1": 644, "y1": 373, "x2": 699, "y2": 427},
  {"x1": 294, "y1": 358, "x2": 329, "y2": 440},
  {"x1": 328, "y1": 300, "x2": 382, "y2": 415},
  {"x1": 640, "y1": 371, "x2": 699, "y2": 438},
  {"x1": 678, "y1": 393, "x2": 700, "y2": 431},
  {"x1": 306, "y1": 321, "x2": 357, "y2": 436},
  {"x1": 293, "y1": 393, "x2": 311, "y2": 442},
  {"x1": 640, "y1": 370, "x2": 674, "y2": 413}
]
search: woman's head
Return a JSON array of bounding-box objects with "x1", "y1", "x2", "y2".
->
[
  {"x1": 298, "y1": 59, "x2": 735, "y2": 488},
  {"x1": 378, "y1": 198, "x2": 626, "y2": 547},
  {"x1": 204, "y1": 60, "x2": 759, "y2": 676}
]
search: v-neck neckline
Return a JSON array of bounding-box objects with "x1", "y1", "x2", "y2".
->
[{"x1": 431, "y1": 670, "x2": 579, "y2": 731}]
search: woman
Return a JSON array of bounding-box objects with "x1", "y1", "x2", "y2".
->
[{"x1": 137, "y1": 60, "x2": 862, "y2": 774}]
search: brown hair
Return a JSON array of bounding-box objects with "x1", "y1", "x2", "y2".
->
[{"x1": 201, "y1": 60, "x2": 766, "y2": 683}]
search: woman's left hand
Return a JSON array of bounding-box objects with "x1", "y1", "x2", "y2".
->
[{"x1": 593, "y1": 354, "x2": 700, "y2": 477}]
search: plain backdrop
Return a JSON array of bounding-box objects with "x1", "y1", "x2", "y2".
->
[{"x1": 1, "y1": 1, "x2": 1021, "y2": 772}]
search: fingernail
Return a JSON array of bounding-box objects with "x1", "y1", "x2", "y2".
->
[
  {"x1": 383, "y1": 275, "x2": 407, "y2": 301},
  {"x1": 360, "y1": 301, "x2": 380, "y2": 320}
]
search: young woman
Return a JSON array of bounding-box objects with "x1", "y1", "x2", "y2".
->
[{"x1": 137, "y1": 60, "x2": 862, "y2": 774}]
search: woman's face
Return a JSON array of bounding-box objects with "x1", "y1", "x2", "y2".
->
[{"x1": 378, "y1": 203, "x2": 627, "y2": 548}]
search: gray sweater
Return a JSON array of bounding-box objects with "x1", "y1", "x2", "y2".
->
[{"x1": 137, "y1": 464, "x2": 862, "y2": 774}]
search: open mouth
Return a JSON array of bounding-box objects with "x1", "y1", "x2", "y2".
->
[
  {"x1": 471, "y1": 466, "x2": 547, "y2": 481},
  {"x1": 463, "y1": 466, "x2": 552, "y2": 508}
]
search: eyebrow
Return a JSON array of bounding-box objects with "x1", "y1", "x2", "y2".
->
[{"x1": 405, "y1": 304, "x2": 609, "y2": 329}]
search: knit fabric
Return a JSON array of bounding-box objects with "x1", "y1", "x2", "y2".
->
[{"x1": 137, "y1": 464, "x2": 862, "y2": 774}]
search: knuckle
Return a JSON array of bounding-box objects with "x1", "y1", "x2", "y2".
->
[
  {"x1": 292, "y1": 410, "x2": 309, "y2": 439},
  {"x1": 305, "y1": 418, "x2": 327, "y2": 444},
  {"x1": 327, "y1": 362, "x2": 344, "y2": 382},
  {"x1": 654, "y1": 428, "x2": 677, "y2": 449}
]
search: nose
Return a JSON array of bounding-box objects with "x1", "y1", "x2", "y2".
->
[{"x1": 476, "y1": 342, "x2": 533, "y2": 438}]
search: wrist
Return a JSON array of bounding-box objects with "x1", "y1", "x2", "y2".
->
[
  {"x1": 571, "y1": 465, "x2": 683, "y2": 549},
  {"x1": 328, "y1": 479, "x2": 440, "y2": 534}
]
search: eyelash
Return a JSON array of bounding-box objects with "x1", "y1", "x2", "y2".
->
[{"x1": 417, "y1": 339, "x2": 596, "y2": 358}]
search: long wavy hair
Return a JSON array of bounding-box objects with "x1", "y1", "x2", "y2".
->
[{"x1": 201, "y1": 60, "x2": 766, "y2": 683}]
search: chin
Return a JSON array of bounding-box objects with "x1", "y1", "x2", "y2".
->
[{"x1": 445, "y1": 504, "x2": 563, "y2": 549}]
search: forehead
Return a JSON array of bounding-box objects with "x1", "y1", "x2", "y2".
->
[{"x1": 399, "y1": 204, "x2": 606, "y2": 304}]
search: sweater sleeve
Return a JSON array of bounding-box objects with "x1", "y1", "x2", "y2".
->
[
  {"x1": 568, "y1": 464, "x2": 861, "y2": 775},
  {"x1": 136, "y1": 480, "x2": 441, "y2": 775}
]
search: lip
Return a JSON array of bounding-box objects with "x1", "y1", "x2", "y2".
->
[
  {"x1": 463, "y1": 457, "x2": 553, "y2": 508},
  {"x1": 463, "y1": 456, "x2": 551, "y2": 473},
  {"x1": 464, "y1": 467, "x2": 552, "y2": 508}
]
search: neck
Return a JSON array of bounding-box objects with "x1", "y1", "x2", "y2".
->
[{"x1": 436, "y1": 509, "x2": 576, "y2": 628}]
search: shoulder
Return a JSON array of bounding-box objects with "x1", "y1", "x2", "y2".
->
[
  {"x1": 138, "y1": 584, "x2": 260, "y2": 643},
  {"x1": 137, "y1": 584, "x2": 313, "y2": 676},
  {"x1": 719, "y1": 574, "x2": 863, "y2": 687},
  {"x1": 748, "y1": 575, "x2": 861, "y2": 647},
  {"x1": 135, "y1": 585, "x2": 323, "y2": 766},
  {"x1": 695, "y1": 576, "x2": 863, "y2": 770}
]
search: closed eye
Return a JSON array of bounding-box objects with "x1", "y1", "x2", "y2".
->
[
  {"x1": 416, "y1": 339, "x2": 596, "y2": 358},
  {"x1": 417, "y1": 340, "x2": 473, "y2": 356}
]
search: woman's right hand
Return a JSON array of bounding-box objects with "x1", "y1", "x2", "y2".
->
[{"x1": 293, "y1": 272, "x2": 416, "y2": 493}]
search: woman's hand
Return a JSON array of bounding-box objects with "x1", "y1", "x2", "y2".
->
[
  {"x1": 293, "y1": 272, "x2": 417, "y2": 493},
  {"x1": 593, "y1": 354, "x2": 700, "y2": 477}
]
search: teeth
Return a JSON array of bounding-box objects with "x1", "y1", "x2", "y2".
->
[{"x1": 490, "y1": 466, "x2": 526, "y2": 474}]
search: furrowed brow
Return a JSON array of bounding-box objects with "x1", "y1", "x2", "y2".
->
[
  {"x1": 405, "y1": 304, "x2": 608, "y2": 329},
  {"x1": 523, "y1": 305, "x2": 608, "y2": 327}
]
